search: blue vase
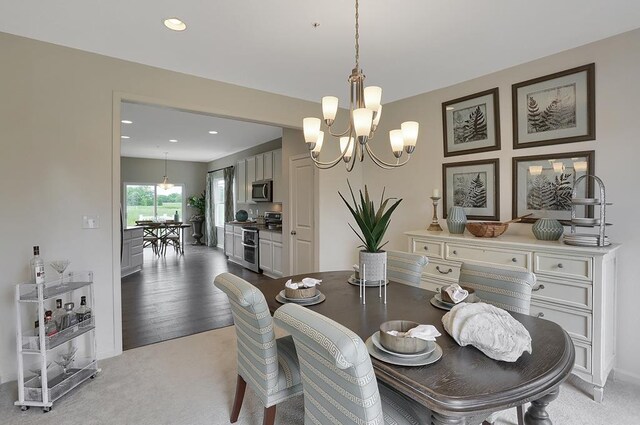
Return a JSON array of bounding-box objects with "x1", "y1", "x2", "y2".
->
[
  {"x1": 447, "y1": 206, "x2": 467, "y2": 234},
  {"x1": 532, "y1": 218, "x2": 564, "y2": 241}
]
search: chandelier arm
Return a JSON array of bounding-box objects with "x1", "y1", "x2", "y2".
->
[
  {"x1": 365, "y1": 144, "x2": 411, "y2": 168},
  {"x1": 327, "y1": 123, "x2": 353, "y2": 138},
  {"x1": 309, "y1": 132, "x2": 355, "y2": 169}
]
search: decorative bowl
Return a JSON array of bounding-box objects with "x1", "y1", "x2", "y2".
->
[
  {"x1": 284, "y1": 286, "x2": 318, "y2": 299},
  {"x1": 465, "y1": 222, "x2": 508, "y2": 238},
  {"x1": 379, "y1": 320, "x2": 428, "y2": 354},
  {"x1": 235, "y1": 210, "x2": 249, "y2": 222},
  {"x1": 439, "y1": 285, "x2": 475, "y2": 304}
]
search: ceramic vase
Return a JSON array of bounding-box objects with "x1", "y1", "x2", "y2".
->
[
  {"x1": 447, "y1": 206, "x2": 467, "y2": 234},
  {"x1": 359, "y1": 251, "x2": 387, "y2": 284},
  {"x1": 532, "y1": 218, "x2": 564, "y2": 241}
]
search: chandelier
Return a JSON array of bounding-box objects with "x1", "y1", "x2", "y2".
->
[
  {"x1": 303, "y1": 0, "x2": 419, "y2": 171},
  {"x1": 159, "y1": 152, "x2": 174, "y2": 190}
]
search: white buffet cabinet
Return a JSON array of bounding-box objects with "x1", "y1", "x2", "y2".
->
[
  {"x1": 121, "y1": 227, "x2": 143, "y2": 277},
  {"x1": 259, "y1": 229, "x2": 283, "y2": 278},
  {"x1": 405, "y1": 229, "x2": 619, "y2": 402}
]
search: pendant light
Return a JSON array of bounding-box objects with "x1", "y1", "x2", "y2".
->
[{"x1": 159, "y1": 152, "x2": 174, "y2": 190}]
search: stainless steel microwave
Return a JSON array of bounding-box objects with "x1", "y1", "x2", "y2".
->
[{"x1": 251, "y1": 180, "x2": 273, "y2": 202}]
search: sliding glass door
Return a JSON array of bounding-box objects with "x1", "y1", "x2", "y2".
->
[{"x1": 124, "y1": 183, "x2": 184, "y2": 227}]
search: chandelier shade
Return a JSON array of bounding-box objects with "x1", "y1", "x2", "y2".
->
[
  {"x1": 159, "y1": 152, "x2": 174, "y2": 190},
  {"x1": 303, "y1": 0, "x2": 419, "y2": 171}
]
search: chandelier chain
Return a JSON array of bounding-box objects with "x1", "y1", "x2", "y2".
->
[{"x1": 355, "y1": 0, "x2": 359, "y2": 70}]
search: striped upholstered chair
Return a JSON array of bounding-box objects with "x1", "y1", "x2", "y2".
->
[
  {"x1": 458, "y1": 262, "x2": 536, "y2": 425},
  {"x1": 214, "y1": 273, "x2": 302, "y2": 425},
  {"x1": 274, "y1": 303, "x2": 431, "y2": 425},
  {"x1": 386, "y1": 250, "x2": 428, "y2": 287}
]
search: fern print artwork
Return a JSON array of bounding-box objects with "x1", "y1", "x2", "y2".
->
[
  {"x1": 453, "y1": 104, "x2": 488, "y2": 144},
  {"x1": 453, "y1": 172, "x2": 487, "y2": 208},
  {"x1": 526, "y1": 84, "x2": 577, "y2": 134},
  {"x1": 526, "y1": 170, "x2": 574, "y2": 211}
]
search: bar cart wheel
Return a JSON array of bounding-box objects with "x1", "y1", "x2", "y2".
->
[
  {"x1": 20, "y1": 405, "x2": 29, "y2": 411},
  {"x1": 43, "y1": 406, "x2": 51, "y2": 413}
]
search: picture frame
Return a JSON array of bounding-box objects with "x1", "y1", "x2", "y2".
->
[
  {"x1": 512, "y1": 151, "x2": 595, "y2": 223},
  {"x1": 512, "y1": 63, "x2": 595, "y2": 149},
  {"x1": 442, "y1": 88, "x2": 501, "y2": 157},
  {"x1": 443, "y1": 159, "x2": 499, "y2": 221}
]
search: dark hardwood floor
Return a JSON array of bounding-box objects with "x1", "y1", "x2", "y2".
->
[{"x1": 121, "y1": 245, "x2": 273, "y2": 350}]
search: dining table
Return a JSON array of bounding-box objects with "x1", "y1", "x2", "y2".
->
[
  {"x1": 137, "y1": 222, "x2": 192, "y2": 255},
  {"x1": 254, "y1": 270, "x2": 575, "y2": 425}
]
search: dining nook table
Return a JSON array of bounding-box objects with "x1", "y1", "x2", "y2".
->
[{"x1": 254, "y1": 270, "x2": 575, "y2": 425}]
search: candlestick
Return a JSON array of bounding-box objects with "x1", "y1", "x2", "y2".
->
[
  {"x1": 432, "y1": 188, "x2": 440, "y2": 198},
  {"x1": 427, "y1": 196, "x2": 443, "y2": 231}
]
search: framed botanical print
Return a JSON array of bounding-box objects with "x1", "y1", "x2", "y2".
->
[
  {"x1": 512, "y1": 151, "x2": 595, "y2": 223},
  {"x1": 512, "y1": 63, "x2": 595, "y2": 149},
  {"x1": 442, "y1": 88, "x2": 501, "y2": 157},
  {"x1": 443, "y1": 159, "x2": 499, "y2": 221}
]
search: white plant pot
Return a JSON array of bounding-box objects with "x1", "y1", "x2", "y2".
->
[{"x1": 359, "y1": 251, "x2": 387, "y2": 284}]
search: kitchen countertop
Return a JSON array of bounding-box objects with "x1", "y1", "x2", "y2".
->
[{"x1": 226, "y1": 221, "x2": 282, "y2": 233}]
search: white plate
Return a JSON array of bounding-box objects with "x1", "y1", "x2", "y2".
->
[
  {"x1": 279, "y1": 289, "x2": 320, "y2": 302},
  {"x1": 276, "y1": 291, "x2": 325, "y2": 306},
  {"x1": 434, "y1": 293, "x2": 479, "y2": 306},
  {"x1": 571, "y1": 218, "x2": 601, "y2": 226},
  {"x1": 347, "y1": 275, "x2": 389, "y2": 287},
  {"x1": 371, "y1": 331, "x2": 436, "y2": 359},
  {"x1": 563, "y1": 239, "x2": 611, "y2": 247},
  {"x1": 572, "y1": 198, "x2": 600, "y2": 205},
  {"x1": 365, "y1": 337, "x2": 442, "y2": 367},
  {"x1": 430, "y1": 294, "x2": 480, "y2": 311}
]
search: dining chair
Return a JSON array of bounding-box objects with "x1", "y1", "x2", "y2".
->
[
  {"x1": 273, "y1": 303, "x2": 431, "y2": 425},
  {"x1": 458, "y1": 262, "x2": 536, "y2": 425},
  {"x1": 214, "y1": 273, "x2": 303, "y2": 425},
  {"x1": 386, "y1": 250, "x2": 428, "y2": 287}
]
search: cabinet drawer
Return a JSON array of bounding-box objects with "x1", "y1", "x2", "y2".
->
[
  {"x1": 411, "y1": 239, "x2": 444, "y2": 259},
  {"x1": 271, "y1": 232, "x2": 283, "y2": 243},
  {"x1": 532, "y1": 278, "x2": 592, "y2": 310},
  {"x1": 534, "y1": 253, "x2": 592, "y2": 282},
  {"x1": 130, "y1": 243, "x2": 143, "y2": 256},
  {"x1": 445, "y1": 244, "x2": 530, "y2": 269},
  {"x1": 423, "y1": 260, "x2": 460, "y2": 283},
  {"x1": 234, "y1": 226, "x2": 243, "y2": 235},
  {"x1": 531, "y1": 301, "x2": 592, "y2": 342},
  {"x1": 572, "y1": 340, "x2": 592, "y2": 374},
  {"x1": 225, "y1": 224, "x2": 234, "y2": 232}
]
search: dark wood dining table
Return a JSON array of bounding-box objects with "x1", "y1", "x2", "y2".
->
[
  {"x1": 138, "y1": 222, "x2": 191, "y2": 255},
  {"x1": 254, "y1": 271, "x2": 575, "y2": 425}
]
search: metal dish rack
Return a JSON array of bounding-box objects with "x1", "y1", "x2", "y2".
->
[{"x1": 567, "y1": 175, "x2": 611, "y2": 247}]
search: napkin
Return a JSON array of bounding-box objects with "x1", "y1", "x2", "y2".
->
[
  {"x1": 352, "y1": 264, "x2": 359, "y2": 272},
  {"x1": 442, "y1": 303, "x2": 532, "y2": 362},
  {"x1": 444, "y1": 284, "x2": 468, "y2": 303},
  {"x1": 386, "y1": 325, "x2": 441, "y2": 341},
  {"x1": 285, "y1": 278, "x2": 322, "y2": 289}
]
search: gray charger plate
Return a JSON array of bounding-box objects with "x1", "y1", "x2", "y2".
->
[
  {"x1": 430, "y1": 293, "x2": 480, "y2": 311},
  {"x1": 276, "y1": 290, "x2": 326, "y2": 306},
  {"x1": 371, "y1": 331, "x2": 436, "y2": 359},
  {"x1": 365, "y1": 336, "x2": 442, "y2": 367},
  {"x1": 347, "y1": 275, "x2": 389, "y2": 287},
  {"x1": 279, "y1": 290, "x2": 321, "y2": 302}
]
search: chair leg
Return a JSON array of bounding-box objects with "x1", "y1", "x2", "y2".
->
[
  {"x1": 230, "y1": 375, "x2": 246, "y2": 423},
  {"x1": 262, "y1": 405, "x2": 276, "y2": 425},
  {"x1": 516, "y1": 404, "x2": 525, "y2": 425}
]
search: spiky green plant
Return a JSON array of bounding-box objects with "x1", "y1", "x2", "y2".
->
[{"x1": 339, "y1": 181, "x2": 403, "y2": 253}]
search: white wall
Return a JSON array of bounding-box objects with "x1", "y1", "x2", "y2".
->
[
  {"x1": 365, "y1": 29, "x2": 640, "y2": 383},
  {"x1": 0, "y1": 31, "x2": 325, "y2": 383}
]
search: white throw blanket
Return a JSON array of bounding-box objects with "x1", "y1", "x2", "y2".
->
[{"x1": 442, "y1": 303, "x2": 532, "y2": 362}]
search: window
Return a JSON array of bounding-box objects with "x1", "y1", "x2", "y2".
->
[
  {"x1": 213, "y1": 173, "x2": 225, "y2": 227},
  {"x1": 124, "y1": 184, "x2": 184, "y2": 227}
]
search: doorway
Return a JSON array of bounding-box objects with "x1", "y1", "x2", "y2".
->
[{"x1": 289, "y1": 155, "x2": 316, "y2": 275}]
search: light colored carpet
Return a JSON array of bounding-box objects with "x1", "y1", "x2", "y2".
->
[{"x1": 1, "y1": 326, "x2": 638, "y2": 425}]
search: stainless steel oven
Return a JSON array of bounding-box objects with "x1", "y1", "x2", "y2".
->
[{"x1": 241, "y1": 227, "x2": 260, "y2": 273}]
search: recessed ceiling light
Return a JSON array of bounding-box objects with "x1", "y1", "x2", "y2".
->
[
  {"x1": 121, "y1": 120, "x2": 133, "y2": 124},
  {"x1": 163, "y1": 17, "x2": 187, "y2": 32},
  {"x1": 208, "y1": 130, "x2": 218, "y2": 135},
  {"x1": 121, "y1": 136, "x2": 130, "y2": 139},
  {"x1": 169, "y1": 139, "x2": 178, "y2": 143}
]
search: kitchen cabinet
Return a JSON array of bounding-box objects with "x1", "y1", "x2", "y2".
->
[
  {"x1": 246, "y1": 156, "x2": 256, "y2": 203},
  {"x1": 235, "y1": 148, "x2": 283, "y2": 204},
  {"x1": 263, "y1": 151, "x2": 274, "y2": 180},
  {"x1": 405, "y1": 229, "x2": 620, "y2": 402},
  {"x1": 235, "y1": 160, "x2": 246, "y2": 204},
  {"x1": 121, "y1": 227, "x2": 143, "y2": 277},
  {"x1": 258, "y1": 230, "x2": 283, "y2": 278},
  {"x1": 272, "y1": 149, "x2": 282, "y2": 203},
  {"x1": 224, "y1": 224, "x2": 234, "y2": 257},
  {"x1": 233, "y1": 227, "x2": 243, "y2": 262}
]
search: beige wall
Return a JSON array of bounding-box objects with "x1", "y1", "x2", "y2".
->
[
  {"x1": 364, "y1": 29, "x2": 640, "y2": 383},
  {"x1": 0, "y1": 31, "x2": 322, "y2": 383}
]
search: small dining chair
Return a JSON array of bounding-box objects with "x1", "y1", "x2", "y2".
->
[
  {"x1": 214, "y1": 273, "x2": 303, "y2": 425},
  {"x1": 273, "y1": 303, "x2": 431, "y2": 425},
  {"x1": 386, "y1": 250, "x2": 428, "y2": 287},
  {"x1": 458, "y1": 262, "x2": 536, "y2": 425}
]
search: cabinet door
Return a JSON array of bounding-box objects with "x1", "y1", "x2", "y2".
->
[
  {"x1": 272, "y1": 242, "x2": 283, "y2": 277},
  {"x1": 263, "y1": 151, "x2": 273, "y2": 180},
  {"x1": 272, "y1": 149, "x2": 283, "y2": 203},
  {"x1": 256, "y1": 154, "x2": 264, "y2": 182},
  {"x1": 259, "y1": 239, "x2": 273, "y2": 272},
  {"x1": 233, "y1": 234, "x2": 243, "y2": 260},
  {"x1": 246, "y1": 156, "x2": 256, "y2": 201},
  {"x1": 236, "y1": 160, "x2": 246, "y2": 203},
  {"x1": 224, "y1": 231, "x2": 234, "y2": 256},
  {"x1": 121, "y1": 240, "x2": 131, "y2": 269}
]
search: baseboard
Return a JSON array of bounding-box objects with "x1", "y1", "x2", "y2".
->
[{"x1": 613, "y1": 368, "x2": 640, "y2": 386}]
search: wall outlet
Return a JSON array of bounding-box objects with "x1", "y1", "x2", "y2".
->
[{"x1": 82, "y1": 215, "x2": 100, "y2": 229}]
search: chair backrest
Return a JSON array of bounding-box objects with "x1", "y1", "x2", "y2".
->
[
  {"x1": 274, "y1": 303, "x2": 384, "y2": 425},
  {"x1": 458, "y1": 263, "x2": 536, "y2": 314},
  {"x1": 386, "y1": 250, "x2": 428, "y2": 287},
  {"x1": 214, "y1": 273, "x2": 278, "y2": 405}
]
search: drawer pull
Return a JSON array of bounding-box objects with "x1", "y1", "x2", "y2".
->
[
  {"x1": 532, "y1": 284, "x2": 545, "y2": 292},
  {"x1": 423, "y1": 246, "x2": 429, "y2": 251},
  {"x1": 452, "y1": 250, "x2": 457, "y2": 255},
  {"x1": 536, "y1": 312, "x2": 545, "y2": 318},
  {"x1": 436, "y1": 266, "x2": 453, "y2": 275},
  {"x1": 557, "y1": 263, "x2": 564, "y2": 269},
  {"x1": 511, "y1": 258, "x2": 517, "y2": 263}
]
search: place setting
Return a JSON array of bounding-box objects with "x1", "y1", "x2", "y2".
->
[
  {"x1": 275, "y1": 278, "x2": 325, "y2": 306},
  {"x1": 365, "y1": 320, "x2": 443, "y2": 367},
  {"x1": 430, "y1": 283, "x2": 481, "y2": 311}
]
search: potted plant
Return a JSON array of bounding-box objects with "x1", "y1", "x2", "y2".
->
[
  {"x1": 187, "y1": 192, "x2": 206, "y2": 245},
  {"x1": 339, "y1": 181, "x2": 402, "y2": 284}
]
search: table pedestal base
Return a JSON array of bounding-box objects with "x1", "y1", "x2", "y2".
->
[
  {"x1": 431, "y1": 412, "x2": 465, "y2": 425},
  {"x1": 524, "y1": 388, "x2": 559, "y2": 425}
]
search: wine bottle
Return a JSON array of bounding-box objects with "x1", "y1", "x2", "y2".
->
[
  {"x1": 75, "y1": 296, "x2": 92, "y2": 326},
  {"x1": 52, "y1": 299, "x2": 65, "y2": 331},
  {"x1": 30, "y1": 246, "x2": 45, "y2": 284}
]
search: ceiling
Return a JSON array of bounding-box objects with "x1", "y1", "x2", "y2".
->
[{"x1": 120, "y1": 102, "x2": 282, "y2": 162}]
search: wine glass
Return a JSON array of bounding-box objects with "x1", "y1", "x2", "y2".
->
[
  {"x1": 55, "y1": 348, "x2": 77, "y2": 376},
  {"x1": 28, "y1": 362, "x2": 52, "y2": 379},
  {"x1": 49, "y1": 260, "x2": 70, "y2": 286}
]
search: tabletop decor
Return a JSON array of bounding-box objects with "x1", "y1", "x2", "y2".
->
[
  {"x1": 427, "y1": 189, "x2": 443, "y2": 231},
  {"x1": 187, "y1": 191, "x2": 206, "y2": 245},
  {"x1": 512, "y1": 151, "x2": 594, "y2": 223},
  {"x1": 443, "y1": 159, "x2": 499, "y2": 221},
  {"x1": 339, "y1": 181, "x2": 402, "y2": 290},
  {"x1": 532, "y1": 217, "x2": 564, "y2": 240},
  {"x1": 446, "y1": 206, "x2": 467, "y2": 234},
  {"x1": 442, "y1": 88, "x2": 501, "y2": 157},
  {"x1": 512, "y1": 63, "x2": 595, "y2": 149}
]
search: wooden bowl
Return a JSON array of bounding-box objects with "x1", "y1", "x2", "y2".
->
[
  {"x1": 285, "y1": 286, "x2": 318, "y2": 299},
  {"x1": 379, "y1": 320, "x2": 428, "y2": 354},
  {"x1": 465, "y1": 222, "x2": 508, "y2": 238},
  {"x1": 440, "y1": 285, "x2": 475, "y2": 304}
]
